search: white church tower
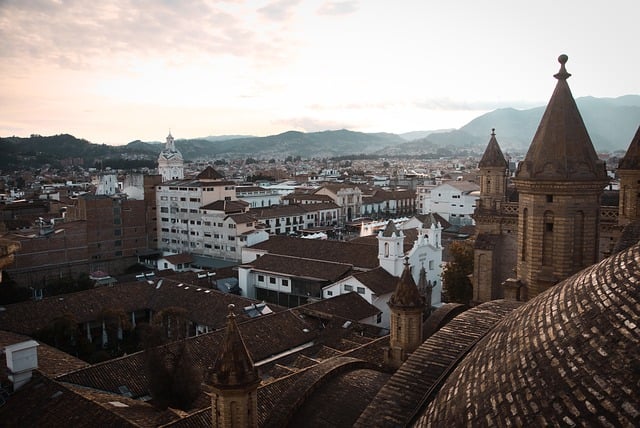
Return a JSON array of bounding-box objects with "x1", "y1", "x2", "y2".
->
[
  {"x1": 157, "y1": 133, "x2": 184, "y2": 182},
  {"x1": 378, "y1": 220, "x2": 405, "y2": 277}
]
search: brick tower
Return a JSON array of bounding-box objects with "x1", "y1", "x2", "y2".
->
[
  {"x1": 385, "y1": 258, "x2": 424, "y2": 369},
  {"x1": 209, "y1": 304, "x2": 260, "y2": 428},
  {"x1": 512, "y1": 55, "x2": 609, "y2": 300},
  {"x1": 472, "y1": 130, "x2": 517, "y2": 302},
  {"x1": 617, "y1": 126, "x2": 640, "y2": 226}
]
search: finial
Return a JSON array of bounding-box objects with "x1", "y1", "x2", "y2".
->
[
  {"x1": 227, "y1": 303, "x2": 236, "y2": 318},
  {"x1": 404, "y1": 256, "x2": 410, "y2": 266},
  {"x1": 554, "y1": 54, "x2": 571, "y2": 80},
  {"x1": 491, "y1": 128, "x2": 496, "y2": 137}
]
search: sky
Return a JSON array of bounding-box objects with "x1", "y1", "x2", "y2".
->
[{"x1": 1, "y1": 0, "x2": 638, "y2": 145}]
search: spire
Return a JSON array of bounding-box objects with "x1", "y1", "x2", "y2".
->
[
  {"x1": 515, "y1": 55, "x2": 607, "y2": 181},
  {"x1": 382, "y1": 220, "x2": 399, "y2": 237},
  {"x1": 619, "y1": 126, "x2": 640, "y2": 170},
  {"x1": 210, "y1": 304, "x2": 259, "y2": 388},
  {"x1": 478, "y1": 129, "x2": 508, "y2": 168},
  {"x1": 389, "y1": 259, "x2": 424, "y2": 308},
  {"x1": 165, "y1": 132, "x2": 175, "y2": 151}
]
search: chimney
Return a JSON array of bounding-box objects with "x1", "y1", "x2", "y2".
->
[{"x1": 5, "y1": 340, "x2": 39, "y2": 391}]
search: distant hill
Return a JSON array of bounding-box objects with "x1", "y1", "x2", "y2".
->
[
  {"x1": 425, "y1": 95, "x2": 640, "y2": 152},
  {"x1": 2, "y1": 95, "x2": 638, "y2": 166}
]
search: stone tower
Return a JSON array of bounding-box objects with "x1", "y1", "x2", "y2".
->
[
  {"x1": 472, "y1": 130, "x2": 517, "y2": 302},
  {"x1": 477, "y1": 129, "x2": 509, "y2": 218},
  {"x1": 158, "y1": 132, "x2": 184, "y2": 182},
  {"x1": 209, "y1": 304, "x2": 260, "y2": 428},
  {"x1": 617, "y1": 126, "x2": 640, "y2": 226},
  {"x1": 512, "y1": 55, "x2": 609, "y2": 300},
  {"x1": 378, "y1": 220, "x2": 405, "y2": 277},
  {"x1": 385, "y1": 259, "x2": 424, "y2": 369}
]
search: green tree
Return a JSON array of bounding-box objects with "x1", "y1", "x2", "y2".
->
[{"x1": 442, "y1": 240, "x2": 474, "y2": 304}]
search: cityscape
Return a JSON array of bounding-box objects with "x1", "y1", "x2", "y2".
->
[
  {"x1": 0, "y1": 54, "x2": 639, "y2": 426},
  {"x1": 1, "y1": 1, "x2": 639, "y2": 427}
]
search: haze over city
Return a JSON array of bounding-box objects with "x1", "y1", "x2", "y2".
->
[{"x1": 1, "y1": 0, "x2": 638, "y2": 145}]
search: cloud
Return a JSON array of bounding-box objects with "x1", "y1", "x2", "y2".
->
[
  {"x1": 257, "y1": 0, "x2": 301, "y2": 22},
  {"x1": 317, "y1": 1, "x2": 359, "y2": 16},
  {"x1": 0, "y1": 0, "x2": 295, "y2": 70}
]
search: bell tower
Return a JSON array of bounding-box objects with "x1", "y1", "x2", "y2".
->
[
  {"x1": 617, "y1": 126, "x2": 640, "y2": 226},
  {"x1": 385, "y1": 259, "x2": 424, "y2": 369},
  {"x1": 513, "y1": 55, "x2": 609, "y2": 299},
  {"x1": 209, "y1": 304, "x2": 260, "y2": 428}
]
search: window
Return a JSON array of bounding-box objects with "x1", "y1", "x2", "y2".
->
[
  {"x1": 160, "y1": 196, "x2": 168, "y2": 201},
  {"x1": 344, "y1": 284, "x2": 353, "y2": 291},
  {"x1": 228, "y1": 224, "x2": 236, "y2": 229},
  {"x1": 269, "y1": 277, "x2": 276, "y2": 284},
  {"x1": 160, "y1": 207, "x2": 169, "y2": 213},
  {"x1": 327, "y1": 290, "x2": 333, "y2": 296},
  {"x1": 282, "y1": 279, "x2": 289, "y2": 287},
  {"x1": 114, "y1": 240, "x2": 122, "y2": 247},
  {"x1": 357, "y1": 286, "x2": 365, "y2": 294},
  {"x1": 258, "y1": 275, "x2": 265, "y2": 282},
  {"x1": 114, "y1": 229, "x2": 121, "y2": 236},
  {"x1": 546, "y1": 194, "x2": 553, "y2": 203},
  {"x1": 376, "y1": 313, "x2": 382, "y2": 323}
]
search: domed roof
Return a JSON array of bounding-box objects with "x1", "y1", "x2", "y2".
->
[{"x1": 417, "y1": 242, "x2": 640, "y2": 426}]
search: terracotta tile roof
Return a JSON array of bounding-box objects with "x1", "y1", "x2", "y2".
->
[
  {"x1": 0, "y1": 374, "x2": 140, "y2": 427},
  {"x1": 195, "y1": 166, "x2": 224, "y2": 180},
  {"x1": 247, "y1": 254, "x2": 353, "y2": 282},
  {"x1": 419, "y1": 242, "x2": 640, "y2": 426},
  {"x1": 301, "y1": 292, "x2": 381, "y2": 321},
  {"x1": 249, "y1": 204, "x2": 307, "y2": 218},
  {"x1": 247, "y1": 235, "x2": 379, "y2": 269},
  {"x1": 0, "y1": 278, "x2": 269, "y2": 336},
  {"x1": 352, "y1": 267, "x2": 398, "y2": 295},
  {"x1": 356, "y1": 300, "x2": 522, "y2": 427},
  {"x1": 200, "y1": 199, "x2": 248, "y2": 213},
  {"x1": 0, "y1": 330, "x2": 89, "y2": 378}
]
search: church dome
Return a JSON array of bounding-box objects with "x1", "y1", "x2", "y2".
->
[{"x1": 417, "y1": 242, "x2": 640, "y2": 426}]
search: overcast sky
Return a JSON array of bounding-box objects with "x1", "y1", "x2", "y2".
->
[{"x1": 1, "y1": 0, "x2": 638, "y2": 145}]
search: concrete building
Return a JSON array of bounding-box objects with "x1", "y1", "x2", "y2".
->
[
  {"x1": 156, "y1": 167, "x2": 268, "y2": 263},
  {"x1": 417, "y1": 180, "x2": 479, "y2": 226}
]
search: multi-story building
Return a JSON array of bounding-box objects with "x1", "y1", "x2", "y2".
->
[
  {"x1": 417, "y1": 180, "x2": 479, "y2": 226},
  {"x1": 250, "y1": 203, "x2": 340, "y2": 235},
  {"x1": 156, "y1": 166, "x2": 268, "y2": 263},
  {"x1": 235, "y1": 185, "x2": 280, "y2": 208}
]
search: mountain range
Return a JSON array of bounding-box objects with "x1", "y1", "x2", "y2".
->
[{"x1": 1, "y1": 95, "x2": 638, "y2": 168}]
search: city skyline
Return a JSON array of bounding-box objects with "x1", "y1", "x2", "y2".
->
[{"x1": 1, "y1": 0, "x2": 638, "y2": 145}]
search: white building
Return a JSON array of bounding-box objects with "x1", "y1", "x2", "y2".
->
[
  {"x1": 238, "y1": 217, "x2": 443, "y2": 329},
  {"x1": 236, "y1": 185, "x2": 281, "y2": 208},
  {"x1": 157, "y1": 133, "x2": 184, "y2": 182},
  {"x1": 156, "y1": 166, "x2": 268, "y2": 263},
  {"x1": 417, "y1": 181, "x2": 479, "y2": 226}
]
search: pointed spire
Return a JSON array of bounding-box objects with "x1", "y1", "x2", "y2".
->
[
  {"x1": 478, "y1": 128, "x2": 508, "y2": 168},
  {"x1": 210, "y1": 304, "x2": 259, "y2": 388},
  {"x1": 382, "y1": 220, "x2": 399, "y2": 237},
  {"x1": 515, "y1": 55, "x2": 607, "y2": 182},
  {"x1": 389, "y1": 258, "x2": 424, "y2": 308},
  {"x1": 619, "y1": 126, "x2": 640, "y2": 170}
]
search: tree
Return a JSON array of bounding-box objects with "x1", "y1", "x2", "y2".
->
[{"x1": 442, "y1": 240, "x2": 474, "y2": 304}]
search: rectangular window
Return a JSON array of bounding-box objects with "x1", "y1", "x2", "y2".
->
[
  {"x1": 269, "y1": 277, "x2": 276, "y2": 284},
  {"x1": 114, "y1": 229, "x2": 121, "y2": 236},
  {"x1": 258, "y1": 275, "x2": 265, "y2": 282},
  {"x1": 357, "y1": 286, "x2": 365, "y2": 294},
  {"x1": 344, "y1": 284, "x2": 353, "y2": 292},
  {"x1": 282, "y1": 279, "x2": 289, "y2": 287},
  {"x1": 326, "y1": 290, "x2": 333, "y2": 296},
  {"x1": 160, "y1": 207, "x2": 169, "y2": 213},
  {"x1": 160, "y1": 196, "x2": 168, "y2": 201}
]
